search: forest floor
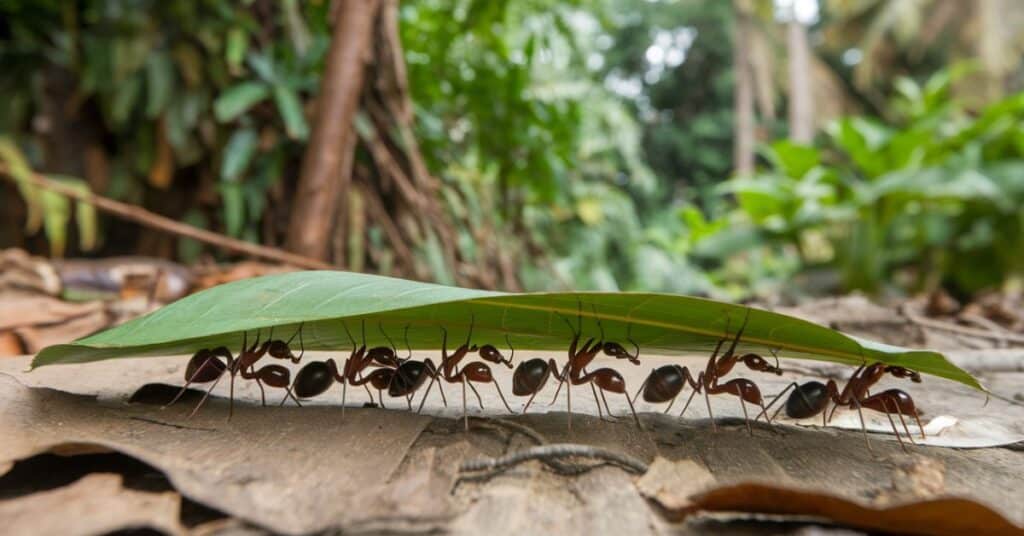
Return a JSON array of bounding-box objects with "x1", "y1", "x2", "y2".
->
[
  {"x1": 2, "y1": 293, "x2": 1024, "y2": 535},
  {"x1": 3, "y1": 248, "x2": 1024, "y2": 534}
]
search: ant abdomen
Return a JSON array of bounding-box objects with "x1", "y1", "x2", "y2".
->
[
  {"x1": 389, "y1": 361, "x2": 428, "y2": 397},
  {"x1": 642, "y1": 365, "x2": 685, "y2": 403},
  {"x1": 512, "y1": 358, "x2": 550, "y2": 396},
  {"x1": 292, "y1": 361, "x2": 335, "y2": 399},
  {"x1": 185, "y1": 349, "x2": 228, "y2": 383},
  {"x1": 785, "y1": 381, "x2": 830, "y2": 419}
]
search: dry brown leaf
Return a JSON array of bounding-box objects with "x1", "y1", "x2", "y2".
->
[
  {"x1": 0, "y1": 294, "x2": 104, "y2": 331},
  {"x1": 0, "y1": 373, "x2": 431, "y2": 535},
  {"x1": 0, "y1": 473, "x2": 184, "y2": 536},
  {"x1": 635, "y1": 456, "x2": 716, "y2": 514},
  {"x1": 671, "y1": 482, "x2": 1023, "y2": 536}
]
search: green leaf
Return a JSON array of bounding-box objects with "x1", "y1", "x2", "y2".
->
[
  {"x1": 214, "y1": 82, "x2": 269, "y2": 123},
  {"x1": 38, "y1": 182, "x2": 71, "y2": 257},
  {"x1": 144, "y1": 52, "x2": 175, "y2": 118},
  {"x1": 220, "y1": 182, "x2": 245, "y2": 238},
  {"x1": 0, "y1": 137, "x2": 43, "y2": 233},
  {"x1": 273, "y1": 85, "x2": 309, "y2": 140},
  {"x1": 226, "y1": 27, "x2": 249, "y2": 74},
  {"x1": 221, "y1": 128, "x2": 258, "y2": 182},
  {"x1": 49, "y1": 176, "x2": 99, "y2": 252},
  {"x1": 33, "y1": 271, "x2": 981, "y2": 391}
]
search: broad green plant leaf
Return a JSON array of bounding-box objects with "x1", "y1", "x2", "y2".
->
[{"x1": 34, "y1": 271, "x2": 982, "y2": 391}]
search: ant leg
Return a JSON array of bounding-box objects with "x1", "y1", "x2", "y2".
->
[
  {"x1": 522, "y1": 389, "x2": 540, "y2": 414},
  {"x1": 679, "y1": 387, "x2": 700, "y2": 418},
  {"x1": 567, "y1": 376, "x2": 573, "y2": 432},
  {"x1": 188, "y1": 371, "x2": 226, "y2": 419},
  {"x1": 228, "y1": 369, "x2": 236, "y2": 420},
  {"x1": 378, "y1": 388, "x2": 387, "y2": 409},
  {"x1": 588, "y1": 381, "x2": 609, "y2": 422},
  {"x1": 631, "y1": 372, "x2": 651, "y2": 405},
  {"x1": 623, "y1": 389, "x2": 643, "y2": 430},
  {"x1": 758, "y1": 401, "x2": 772, "y2": 425},
  {"x1": 739, "y1": 398, "x2": 752, "y2": 436},
  {"x1": 914, "y1": 412, "x2": 926, "y2": 440},
  {"x1": 467, "y1": 380, "x2": 484, "y2": 410},
  {"x1": 341, "y1": 379, "x2": 348, "y2": 419},
  {"x1": 436, "y1": 379, "x2": 448, "y2": 407},
  {"x1": 164, "y1": 359, "x2": 218, "y2": 409},
  {"x1": 254, "y1": 377, "x2": 267, "y2": 407},
  {"x1": 850, "y1": 397, "x2": 872, "y2": 453},
  {"x1": 760, "y1": 382, "x2": 798, "y2": 422},
  {"x1": 878, "y1": 398, "x2": 908, "y2": 452},
  {"x1": 492, "y1": 381, "x2": 514, "y2": 413},
  {"x1": 704, "y1": 386, "x2": 717, "y2": 432},
  {"x1": 462, "y1": 380, "x2": 469, "y2": 432},
  {"x1": 406, "y1": 393, "x2": 413, "y2": 411},
  {"x1": 415, "y1": 376, "x2": 436, "y2": 414},
  {"x1": 664, "y1": 391, "x2": 681, "y2": 414},
  {"x1": 285, "y1": 386, "x2": 302, "y2": 407},
  {"x1": 597, "y1": 385, "x2": 615, "y2": 420}
]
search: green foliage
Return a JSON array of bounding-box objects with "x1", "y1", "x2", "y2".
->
[{"x1": 720, "y1": 70, "x2": 1024, "y2": 295}]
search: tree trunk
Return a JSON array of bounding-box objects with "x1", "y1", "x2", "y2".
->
[
  {"x1": 732, "y1": 2, "x2": 755, "y2": 176},
  {"x1": 286, "y1": 0, "x2": 381, "y2": 261},
  {"x1": 787, "y1": 19, "x2": 814, "y2": 143}
]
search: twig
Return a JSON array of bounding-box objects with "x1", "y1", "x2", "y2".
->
[
  {"x1": 459, "y1": 443, "x2": 649, "y2": 476},
  {"x1": 1, "y1": 164, "x2": 334, "y2": 270},
  {"x1": 902, "y1": 304, "x2": 1024, "y2": 345}
]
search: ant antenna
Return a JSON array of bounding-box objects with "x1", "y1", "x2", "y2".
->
[
  {"x1": 341, "y1": 320, "x2": 355, "y2": 350},
  {"x1": 402, "y1": 325, "x2": 412, "y2": 359},
  {"x1": 286, "y1": 322, "x2": 305, "y2": 345},
  {"x1": 360, "y1": 319, "x2": 367, "y2": 347},
  {"x1": 297, "y1": 323, "x2": 305, "y2": 359},
  {"x1": 627, "y1": 323, "x2": 639, "y2": 358},
  {"x1": 379, "y1": 322, "x2": 397, "y2": 353},
  {"x1": 505, "y1": 334, "x2": 515, "y2": 361}
]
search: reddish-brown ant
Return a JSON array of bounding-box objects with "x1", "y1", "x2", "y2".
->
[
  {"x1": 638, "y1": 314, "x2": 780, "y2": 435},
  {"x1": 545, "y1": 304, "x2": 643, "y2": 431},
  {"x1": 239, "y1": 325, "x2": 305, "y2": 408},
  {"x1": 416, "y1": 317, "x2": 514, "y2": 430},
  {"x1": 762, "y1": 363, "x2": 925, "y2": 451},
  {"x1": 335, "y1": 320, "x2": 402, "y2": 416},
  {"x1": 162, "y1": 326, "x2": 303, "y2": 418}
]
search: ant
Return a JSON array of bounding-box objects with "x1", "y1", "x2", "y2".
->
[
  {"x1": 416, "y1": 316, "x2": 514, "y2": 430},
  {"x1": 544, "y1": 303, "x2": 643, "y2": 431},
  {"x1": 761, "y1": 363, "x2": 924, "y2": 452},
  {"x1": 386, "y1": 326, "x2": 448, "y2": 410},
  {"x1": 336, "y1": 320, "x2": 403, "y2": 417},
  {"x1": 238, "y1": 325, "x2": 306, "y2": 408},
  {"x1": 163, "y1": 327, "x2": 304, "y2": 418},
  {"x1": 693, "y1": 314, "x2": 782, "y2": 434}
]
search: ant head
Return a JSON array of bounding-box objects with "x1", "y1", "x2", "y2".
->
[
  {"x1": 478, "y1": 344, "x2": 509, "y2": 366},
  {"x1": 601, "y1": 342, "x2": 640, "y2": 365},
  {"x1": 742, "y1": 353, "x2": 782, "y2": 375},
  {"x1": 886, "y1": 366, "x2": 922, "y2": 383},
  {"x1": 267, "y1": 340, "x2": 294, "y2": 359}
]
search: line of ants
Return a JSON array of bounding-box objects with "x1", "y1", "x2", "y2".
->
[{"x1": 164, "y1": 305, "x2": 927, "y2": 451}]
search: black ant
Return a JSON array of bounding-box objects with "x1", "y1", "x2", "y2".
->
[
  {"x1": 336, "y1": 320, "x2": 401, "y2": 417},
  {"x1": 386, "y1": 326, "x2": 447, "y2": 410},
  {"x1": 417, "y1": 316, "x2": 514, "y2": 430},
  {"x1": 544, "y1": 303, "x2": 643, "y2": 431},
  {"x1": 762, "y1": 363, "x2": 924, "y2": 452}
]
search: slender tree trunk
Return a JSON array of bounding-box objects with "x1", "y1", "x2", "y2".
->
[
  {"x1": 787, "y1": 18, "x2": 814, "y2": 143},
  {"x1": 732, "y1": 2, "x2": 755, "y2": 176},
  {"x1": 286, "y1": 0, "x2": 381, "y2": 260}
]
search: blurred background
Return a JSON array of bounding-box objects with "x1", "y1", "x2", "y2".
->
[{"x1": 2, "y1": 0, "x2": 1024, "y2": 353}]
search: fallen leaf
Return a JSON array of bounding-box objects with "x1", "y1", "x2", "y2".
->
[
  {"x1": 0, "y1": 473, "x2": 184, "y2": 536},
  {"x1": 671, "y1": 482, "x2": 1023, "y2": 536},
  {"x1": 635, "y1": 457, "x2": 716, "y2": 514}
]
